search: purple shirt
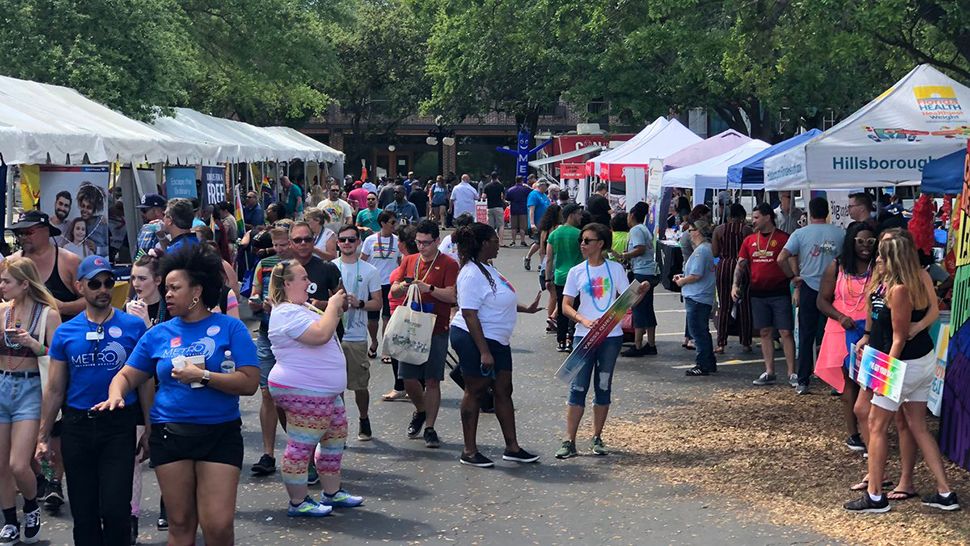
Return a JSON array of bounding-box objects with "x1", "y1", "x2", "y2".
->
[{"x1": 506, "y1": 184, "x2": 532, "y2": 215}]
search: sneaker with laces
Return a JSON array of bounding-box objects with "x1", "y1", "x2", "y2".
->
[
  {"x1": 288, "y1": 496, "x2": 332, "y2": 517},
  {"x1": 555, "y1": 440, "x2": 577, "y2": 459},
  {"x1": 358, "y1": 418, "x2": 372, "y2": 441},
  {"x1": 922, "y1": 492, "x2": 961, "y2": 511},
  {"x1": 844, "y1": 493, "x2": 890, "y2": 513},
  {"x1": 307, "y1": 461, "x2": 320, "y2": 486},
  {"x1": 523, "y1": 256, "x2": 531, "y2": 271},
  {"x1": 591, "y1": 436, "x2": 608, "y2": 456},
  {"x1": 621, "y1": 346, "x2": 646, "y2": 357},
  {"x1": 321, "y1": 489, "x2": 364, "y2": 508},
  {"x1": 423, "y1": 427, "x2": 440, "y2": 448},
  {"x1": 23, "y1": 507, "x2": 40, "y2": 544},
  {"x1": 407, "y1": 411, "x2": 426, "y2": 438},
  {"x1": 789, "y1": 374, "x2": 799, "y2": 388},
  {"x1": 460, "y1": 452, "x2": 495, "y2": 467},
  {"x1": 251, "y1": 453, "x2": 277, "y2": 476},
  {"x1": 752, "y1": 372, "x2": 776, "y2": 386},
  {"x1": 795, "y1": 385, "x2": 810, "y2": 395},
  {"x1": 43, "y1": 479, "x2": 64, "y2": 512},
  {"x1": 502, "y1": 448, "x2": 539, "y2": 463},
  {"x1": 0, "y1": 524, "x2": 19, "y2": 546},
  {"x1": 845, "y1": 434, "x2": 866, "y2": 452}
]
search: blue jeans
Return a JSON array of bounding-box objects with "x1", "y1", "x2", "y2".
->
[
  {"x1": 567, "y1": 336, "x2": 623, "y2": 406},
  {"x1": 685, "y1": 298, "x2": 716, "y2": 372}
]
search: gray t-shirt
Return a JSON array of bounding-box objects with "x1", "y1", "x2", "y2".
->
[
  {"x1": 627, "y1": 223, "x2": 658, "y2": 275},
  {"x1": 682, "y1": 242, "x2": 715, "y2": 306},
  {"x1": 783, "y1": 223, "x2": 845, "y2": 291}
]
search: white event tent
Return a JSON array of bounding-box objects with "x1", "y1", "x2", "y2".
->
[
  {"x1": 585, "y1": 116, "x2": 668, "y2": 178},
  {"x1": 662, "y1": 139, "x2": 771, "y2": 204},
  {"x1": 765, "y1": 64, "x2": 970, "y2": 190},
  {"x1": 593, "y1": 119, "x2": 702, "y2": 182}
]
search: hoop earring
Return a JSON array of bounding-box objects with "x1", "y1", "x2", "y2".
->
[{"x1": 188, "y1": 297, "x2": 200, "y2": 310}]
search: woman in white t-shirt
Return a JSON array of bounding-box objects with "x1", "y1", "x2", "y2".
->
[
  {"x1": 305, "y1": 209, "x2": 337, "y2": 261},
  {"x1": 557, "y1": 222, "x2": 647, "y2": 460},
  {"x1": 360, "y1": 211, "x2": 400, "y2": 359},
  {"x1": 266, "y1": 260, "x2": 363, "y2": 517},
  {"x1": 450, "y1": 223, "x2": 543, "y2": 468}
]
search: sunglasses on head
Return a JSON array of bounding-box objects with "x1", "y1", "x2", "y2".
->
[
  {"x1": 87, "y1": 278, "x2": 115, "y2": 290},
  {"x1": 337, "y1": 236, "x2": 358, "y2": 243}
]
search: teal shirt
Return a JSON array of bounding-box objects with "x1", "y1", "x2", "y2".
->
[{"x1": 356, "y1": 207, "x2": 382, "y2": 232}]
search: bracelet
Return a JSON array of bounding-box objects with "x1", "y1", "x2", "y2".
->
[
  {"x1": 35, "y1": 344, "x2": 47, "y2": 356},
  {"x1": 863, "y1": 330, "x2": 870, "y2": 335}
]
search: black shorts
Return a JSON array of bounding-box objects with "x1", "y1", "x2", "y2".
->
[
  {"x1": 149, "y1": 419, "x2": 244, "y2": 468},
  {"x1": 51, "y1": 419, "x2": 62, "y2": 438},
  {"x1": 368, "y1": 284, "x2": 392, "y2": 320}
]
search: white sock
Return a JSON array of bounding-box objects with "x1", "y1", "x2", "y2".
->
[
  {"x1": 940, "y1": 491, "x2": 952, "y2": 498},
  {"x1": 868, "y1": 492, "x2": 884, "y2": 502}
]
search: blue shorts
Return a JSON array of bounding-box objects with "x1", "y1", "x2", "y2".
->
[
  {"x1": 450, "y1": 327, "x2": 512, "y2": 378},
  {"x1": 256, "y1": 332, "x2": 276, "y2": 388},
  {"x1": 0, "y1": 372, "x2": 42, "y2": 423}
]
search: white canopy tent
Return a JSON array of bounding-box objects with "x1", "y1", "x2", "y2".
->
[
  {"x1": 764, "y1": 64, "x2": 970, "y2": 190},
  {"x1": 585, "y1": 116, "x2": 668, "y2": 178},
  {"x1": 594, "y1": 119, "x2": 703, "y2": 182},
  {"x1": 662, "y1": 140, "x2": 770, "y2": 205}
]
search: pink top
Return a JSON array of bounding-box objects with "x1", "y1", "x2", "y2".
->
[
  {"x1": 833, "y1": 270, "x2": 869, "y2": 322},
  {"x1": 348, "y1": 188, "x2": 369, "y2": 210}
]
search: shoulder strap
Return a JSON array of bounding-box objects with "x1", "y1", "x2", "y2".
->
[{"x1": 34, "y1": 306, "x2": 49, "y2": 345}]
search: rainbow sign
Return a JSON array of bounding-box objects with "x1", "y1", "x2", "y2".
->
[
  {"x1": 853, "y1": 345, "x2": 908, "y2": 403},
  {"x1": 555, "y1": 280, "x2": 641, "y2": 383}
]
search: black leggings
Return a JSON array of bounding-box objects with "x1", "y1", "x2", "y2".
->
[{"x1": 555, "y1": 284, "x2": 576, "y2": 345}]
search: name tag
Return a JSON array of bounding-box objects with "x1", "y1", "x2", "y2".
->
[{"x1": 86, "y1": 331, "x2": 104, "y2": 341}]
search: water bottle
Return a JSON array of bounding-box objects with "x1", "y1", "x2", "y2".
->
[{"x1": 220, "y1": 350, "x2": 235, "y2": 374}]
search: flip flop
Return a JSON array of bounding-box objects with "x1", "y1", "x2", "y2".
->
[
  {"x1": 887, "y1": 489, "x2": 918, "y2": 501},
  {"x1": 849, "y1": 479, "x2": 894, "y2": 491},
  {"x1": 367, "y1": 348, "x2": 378, "y2": 358},
  {"x1": 381, "y1": 356, "x2": 393, "y2": 364}
]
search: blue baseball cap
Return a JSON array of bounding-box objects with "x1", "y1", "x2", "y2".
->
[{"x1": 77, "y1": 255, "x2": 114, "y2": 280}]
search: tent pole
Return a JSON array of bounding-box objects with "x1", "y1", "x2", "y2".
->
[
  {"x1": 122, "y1": 162, "x2": 141, "y2": 263},
  {"x1": 5, "y1": 164, "x2": 14, "y2": 228}
]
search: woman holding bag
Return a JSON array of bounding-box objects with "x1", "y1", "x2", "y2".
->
[{"x1": 450, "y1": 223, "x2": 543, "y2": 468}]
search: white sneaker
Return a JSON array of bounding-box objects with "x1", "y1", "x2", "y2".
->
[
  {"x1": 752, "y1": 372, "x2": 776, "y2": 386},
  {"x1": 0, "y1": 524, "x2": 20, "y2": 546}
]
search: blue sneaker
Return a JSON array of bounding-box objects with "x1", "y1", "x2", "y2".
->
[
  {"x1": 321, "y1": 489, "x2": 364, "y2": 508},
  {"x1": 287, "y1": 497, "x2": 332, "y2": 518}
]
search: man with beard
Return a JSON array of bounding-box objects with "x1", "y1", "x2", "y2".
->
[
  {"x1": 51, "y1": 191, "x2": 72, "y2": 246},
  {"x1": 76, "y1": 183, "x2": 109, "y2": 257},
  {"x1": 37, "y1": 255, "x2": 150, "y2": 545},
  {"x1": 7, "y1": 211, "x2": 83, "y2": 321}
]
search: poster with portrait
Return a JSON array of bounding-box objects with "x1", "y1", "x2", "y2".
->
[{"x1": 38, "y1": 165, "x2": 111, "y2": 259}]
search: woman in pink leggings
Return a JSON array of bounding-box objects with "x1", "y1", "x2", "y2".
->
[{"x1": 267, "y1": 260, "x2": 364, "y2": 517}]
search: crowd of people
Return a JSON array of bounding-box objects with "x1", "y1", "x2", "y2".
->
[{"x1": 0, "y1": 173, "x2": 961, "y2": 546}]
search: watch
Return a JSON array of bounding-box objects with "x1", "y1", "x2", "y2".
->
[
  {"x1": 200, "y1": 370, "x2": 212, "y2": 386},
  {"x1": 357, "y1": 300, "x2": 365, "y2": 309},
  {"x1": 429, "y1": 285, "x2": 435, "y2": 293}
]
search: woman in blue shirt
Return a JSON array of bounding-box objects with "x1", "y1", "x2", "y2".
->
[
  {"x1": 94, "y1": 244, "x2": 259, "y2": 546},
  {"x1": 674, "y1": 220, "x2": 717, "y2": 376}
]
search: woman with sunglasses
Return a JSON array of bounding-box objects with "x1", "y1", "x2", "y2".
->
[
  {"x1": 267, "y1": 259, "x2": 363, "y2": 515},
  {"x1": 816, "y1": 222, "x2": 876, "y2": 456},
  {"x1": 94, "y1": 244, "x2": 260, "y2": 545},
  {"x1": 844, "y1": 231, "x2": 958, "y2": 513},
  {"x1": 450, "y1": 223, "x2": 542, "y2": 467},
  {"x1": 0, "y1": 258, "x2": 60, "y2": 545},
  {"x1": 305, "y1": 209, "x2": 337, "y2": 262},
  {"x1": 555, "y1": 223, "x2": 647, "y2": 459}
]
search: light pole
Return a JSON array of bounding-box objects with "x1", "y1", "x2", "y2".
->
[{"x1": 427, "y1": 116, "x2": 455, "y2": 176}]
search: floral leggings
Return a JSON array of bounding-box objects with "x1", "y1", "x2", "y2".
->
[{"x1": 268, "y1": 384, "x2": 347, "y2": 486}]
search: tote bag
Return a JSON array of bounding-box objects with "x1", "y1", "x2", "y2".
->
[
  {"x1": 36, "y1": 306, "x2": 51, "y2": 391},
  {"x1": 382, "y1": 284, "x2": 435, "y2": 364}
]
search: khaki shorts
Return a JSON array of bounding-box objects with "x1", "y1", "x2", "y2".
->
[
  {"x1": 343, "y1": 341, "x2": 371, "y2": 391},
  {"x1": 510, "y1": 214, "x2": 527, "y2": 231},
  {"x1": 487, "y1": 207, "x2": 504, "y2": 231}
]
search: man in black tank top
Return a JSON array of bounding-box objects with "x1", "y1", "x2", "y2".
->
[{"x1": 7, "y1": 211, "x2": 83, "y2": 322}]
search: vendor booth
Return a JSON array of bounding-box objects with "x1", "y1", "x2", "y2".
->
[
  {"x1": 592, "y1": 119, "x2": 702, "y2": 182},
  {"x1": 661, "y1": 140, "x2": 770, "y2": 204},
  {"x1": 727, "y1": 129, "x2": 823, "y2": 190}
]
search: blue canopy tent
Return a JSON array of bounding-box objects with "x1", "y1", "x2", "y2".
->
[
  {"x1": 726, "y1": 129, "x2": 823, "y2": 189},
  {"x1": 921, "y1": 148, "x2": 967, "y2": 195}
]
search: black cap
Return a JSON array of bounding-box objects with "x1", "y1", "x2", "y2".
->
[
  {"x1": 7, "y1": 210, "x2": 61, "y2": 236},
  {"x1": 562, "y1": 203, "x2": 583, "y2": 219},
  {"x1": 136, "y1": 193, "x2": 167, "y2": 210}
]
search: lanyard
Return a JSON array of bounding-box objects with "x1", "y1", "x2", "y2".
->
[
  {"x1": 377, "y1": 233, "x2": 394, "y2": 259},
  {"x1": 414, "y1": 251, "x2": 439, "y2": 283},
  {"x1": 585, "y1": 260, "x2": 616, "y2": 313}
]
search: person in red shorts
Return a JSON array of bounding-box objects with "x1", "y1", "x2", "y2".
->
[{"x1": 732, "y1": 203, "x2": 795, "y2": 387}]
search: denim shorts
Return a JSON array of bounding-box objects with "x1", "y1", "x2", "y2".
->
[
  {"x1": 567, "y1": 336, "x2": 623, "y2": 407},
  {"x1": 256, "y1": 332, "x2": 277, "y2": 388},
  {"x1": 0, "y1": 373, "x2": 42, "y2": 423},
  {"x1": 450, "y1": 327, "x2": 513, "y2": 378}
]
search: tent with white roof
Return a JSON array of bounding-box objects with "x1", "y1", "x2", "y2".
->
[
  {"x1": 662, "y1": 139, "x2": 771, "y2": 204},
  {"x1": 764, "y1": 64, "x2": 970, "y2": 190},
  {"x1": 584, "y1": 116, "x2": 668, "y2": 177},
  {"x1": 592, "y1": 119, "x2": 702, "y2": 182}
]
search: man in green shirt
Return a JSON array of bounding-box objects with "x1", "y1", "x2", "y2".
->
[
  {"x1": 545, "y1": 203, "x2": 585, "y2": 352},
  {"x1": 355, "y1": 192, "x2": 382, "y2": 234},
  {"x1": 282, "y1": 176, "x2": 303, "y2": 219}
]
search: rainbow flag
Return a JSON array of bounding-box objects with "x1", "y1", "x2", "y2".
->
[
  {"x1": 234, "y1": 187, "x2": 245, "y2": 234},
  {"x1": 854, "y1": 345, "x2": 907, "y2": 403},
  {"x1": 555, "y1": 280, "x2": 641, "y2": 383}
]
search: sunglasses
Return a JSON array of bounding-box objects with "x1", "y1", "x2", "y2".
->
[
  {"x1": 580, "y1": 238, "x2": 601, "y2": 245},
  {"x1": 337, "y1": 237, "x2": 358, "y2": 243},
  {"x1": 291, "y1": 236, "x2": 314, "y2": 244},
  {"x1": 87, "y1": 278, "x2": 116, "y2": 290},
  {"x1": 855, "y1": 237, "x2": 876, "y2": 245},
  {"x1": 416, "y1": 239, "x2": 436, "y2": 247}
]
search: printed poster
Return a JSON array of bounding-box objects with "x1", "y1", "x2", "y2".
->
[
  {"x1": 201, "y1": 165, "x2": 227, "y2": 206},
  {"x1": 855, "y1": 345, "x2": 907, "y2": 403},
  {"x1": 928, "y1": 323, "x2": 950, "y2": 417},
  {"x1": 164, "y1": 166, "x2": 197, "y2": 200},
  {"x1": 38, "y1": 166, "x2": 111, "y2": 258}
]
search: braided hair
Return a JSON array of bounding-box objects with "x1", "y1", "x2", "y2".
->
[{"x1": 453, "y1": 222, "x2": 496, "y2": 291}]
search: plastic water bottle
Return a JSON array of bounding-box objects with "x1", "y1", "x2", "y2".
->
[{"x1": 221, "y1": 350, "x2": 235, "y2": 374}]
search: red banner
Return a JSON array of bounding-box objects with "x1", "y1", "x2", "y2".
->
[{"x1": 559, "y1": 163, "x2": 586, "y2": 179}]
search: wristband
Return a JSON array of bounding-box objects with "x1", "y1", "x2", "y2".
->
[
  {"x1": 863, "y1": 330, "x2": 870, "y2": 335},
  {"x1": 357, "y1": 300, "x2": 365, "y2": 309},
  {"x1": 429, "y1": 285, "x2": 435, "y2": 293}
]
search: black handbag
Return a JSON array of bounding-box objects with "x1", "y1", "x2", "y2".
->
[{"x1": 446, "y1": 350, "x2": 495, "y2": 413}]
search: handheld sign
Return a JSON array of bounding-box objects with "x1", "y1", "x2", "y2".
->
[{"x1": 855, "y1": 345, "x2": 908, "y2": 403}]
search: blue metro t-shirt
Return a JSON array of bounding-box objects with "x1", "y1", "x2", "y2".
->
[
  {"x1": 126, "y1": 313, "x2": 258, "y2": 425},
  {"x1": 49, "y1": 310, "x2": 148, "y2": 410}
]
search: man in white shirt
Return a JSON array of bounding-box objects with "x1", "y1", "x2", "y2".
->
[
  {"x1": 318, "y1": 182, "x2": 354, "y2": 233},
  {"x1": 333, "y1": 225, "x2": 383, "y2": 441},
  {"x1": 449, "y1": 174, "x2": 479, "y2": 220}
]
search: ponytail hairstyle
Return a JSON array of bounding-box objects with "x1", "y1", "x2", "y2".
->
[
  {"x1": 268, "y1": 260, "x2": 297, "y2": 306},
  {"x1": 1, "y1": 257, "x2": 59, "y2": 310},
  {"x1": 453, "y1": 222, "x2": 497, "y2": 291}
]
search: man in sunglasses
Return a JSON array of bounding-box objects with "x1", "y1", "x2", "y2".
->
[
  {"x1": 385, "y1": 186, "x2": 419, "y2": 224},
  {"x1": 37, "y1": 255, "x2": 150, "y2": 545},
  {"x1": 317, "y1": 185, "x2": 354, "y2": 234},
  {"x1": 333, "y1": 225, "x2": 382, "y2": 441},
  {"x1": 776, "y1": 197, "x2": 845, "y2": 395}
]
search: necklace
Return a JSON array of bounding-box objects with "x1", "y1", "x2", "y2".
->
[
  {"x1": 86, "y1": 308, "x2": 113, "y2": 355},
  {"x1": 585, "y1": 260, "x2": 616, "y2": 313},
  {"x1": 841, "y1": 266, "x2": 872, "y2": 310},
  {"x1": 414, "y1": 251, "x2": 439, "y2": 283},
  {"x1": 755, "y1": 229, "x2": 776, "y2": 257},
  {"x1": 377, "y1": 233, "x2": 394, "y2": 259}
]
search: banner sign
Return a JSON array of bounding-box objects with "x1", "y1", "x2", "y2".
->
[
  {"x1": 556, "y1": 280, "x2": 641, "y2": 383},
  {"x1": 164, "y1": 166, "x2": 197, "y2": 200},
  {"x1": 201, "y1": 165, "x2": 226, "y2": 206},
  {"x1": 560, "y1": 163, "x2": 586, "y2": 179},
  {"x1": 850, "y1": 344, "x2": 907, "y2": 403},
  {"x1": 928, "y1": 322, "x2": 951, "y2": 417}
]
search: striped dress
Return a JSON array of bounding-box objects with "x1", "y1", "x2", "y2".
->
[{"x1": 714, "y1": 221, "x2": 753, "y2": 348}]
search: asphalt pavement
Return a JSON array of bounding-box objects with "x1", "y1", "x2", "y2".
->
[{"x1": 39, "y1": 242, "x2": 835, "y2": 545}]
